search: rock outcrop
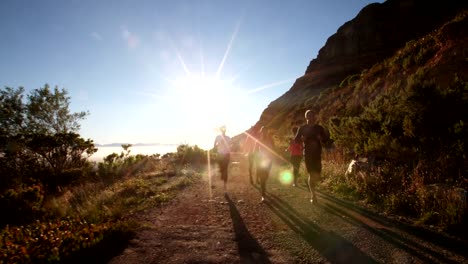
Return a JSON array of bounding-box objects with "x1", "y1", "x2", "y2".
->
[{"x1": 256, "y1": 0, "x2": 467, "y2": 128}]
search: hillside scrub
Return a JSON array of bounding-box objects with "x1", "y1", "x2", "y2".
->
[
  {"x1": 0, "y1": 85, "x2": 97, "y2": 228},
  {"x1": 0, "y1": 83, "x2": 208, "y2": 263},
  {"x1": 0, "y1": 144, "x2": 205, "y2": 263},
  {"x1": 327, "y1": 12, "x2": 468, "y2": 232},
  {"x1": 270, "y1": 11, "x2": 468, "y2": 233}
]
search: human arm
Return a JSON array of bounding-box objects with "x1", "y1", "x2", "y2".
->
[
  {"x1": 293, "y1": 126, "x2": 302, "y2": 143},
  {"x1": 213, "y1": 136, "x2": 219, "y2": 149}
]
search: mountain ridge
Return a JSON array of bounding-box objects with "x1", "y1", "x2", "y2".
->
[{"x1": 252, "y1": 0, "x2": 467, "y2": 133}]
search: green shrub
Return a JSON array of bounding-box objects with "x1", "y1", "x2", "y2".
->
[
  {"x1": 384, "y1": 191, "x2": 419, "y2": 217},
  {"x1": 415, "y1": 184, "x2": 467, "y2": 227},
  {"x1": 0, "y1": 218, "x2": 134, "y2": 264},
  {"x1": 175, "y1": 144, "x2": 208, "y2": 166},
  {"x1": 0, "y1": 183, "x2": 45, "y2": 227}
]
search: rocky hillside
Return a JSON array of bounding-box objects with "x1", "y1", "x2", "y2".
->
[
  {"x1": 252, "y1": 0, "x2": 467, "y2": 137},
  {"x1": 239, "y1": 0, "x2": 468, "y2": 236}
]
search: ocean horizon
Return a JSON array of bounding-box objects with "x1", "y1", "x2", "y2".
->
[{"x1": 89, "y1": 144, "x2": 179, "y2": 162}]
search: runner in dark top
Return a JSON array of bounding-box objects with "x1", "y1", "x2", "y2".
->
[
  {"x1": 243, "y1": 127, "x2": 259, "y2": 185},
  {"x1": 287, "y1": 127, "x2": 303, "y2": 187},
  {"x1": 294, "y1": 110, "x2": 328, "y2": 204}
]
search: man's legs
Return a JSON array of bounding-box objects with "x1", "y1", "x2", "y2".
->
[
  {"x1": 293, "y1": 165, "x2": 299, "y2": 186},
  {"x1": 308, "y1": 171, "x2": 320, "y2": 203},
  {"x1": 253, "y1": 152, "x2": 260, "y2": 184},
  {"x1": 248, "y1": 152, "x2": 254, "y2": 184},
  {"x1": 220, "y1": 153, "x2": 230, "y2": 192},
  {"x1": 305, "y1": 154, "x2": 321, "y2": 204},
  {"x1": 260, "y1": 172, "x2": 266, "y2": 201},
  {"x1": 258, "y1": 160, "x2": 271, "y2": 202},
  {"x1": 291, "y1": 155, "x2": 301, "y2": 186}
]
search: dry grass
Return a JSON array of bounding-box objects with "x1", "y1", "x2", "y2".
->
[
  {"x1": 319, "y1": 149, "x2": 467, "y2": 232},
  {"x1": 45, "y1": 168, "x2": 199, "y2": 223}
]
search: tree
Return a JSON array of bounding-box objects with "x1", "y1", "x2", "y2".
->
[
  {"x1": 27, "y1": 84, "x2": 88, "y2": 134},
  {"x1": 0, "y1": 86, "x2": 25, "y2": 138},
  {"x1": 27, "y1": 133, "x2": 97, "y2": 175},
  {"x1": 0, "y1": 87, "x2": 29, "y2": 188},
  {"x1": 0, "y1": 84, "x2": 95, "y2": 190}
]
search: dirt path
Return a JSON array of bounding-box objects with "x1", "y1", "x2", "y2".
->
[{"x1": 108, "y1": 153, "x2": 468, "y2": 264}]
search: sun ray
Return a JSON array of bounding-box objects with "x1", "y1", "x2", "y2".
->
[
  {"x1": 167, "y1": 35, "x2": 192, "y2": 76},
  {"x1": 133, "y1": 70, "x2": 183, "y2": 100},
  {"x1": 242, "y1": 131, "x2": 288, "y2": 164},
  {"x1": 216, "y1": 20, "x2": 241, "y2": 78},
  {"x1": 227, "y1": 60, "x2": 256, "y2": 83},
  {"x1": 175, "y1": 49, "x2": 191, "y2": 76},
  {"x1": 245, "y1": 78, "x2": 296, "y2": 94}
]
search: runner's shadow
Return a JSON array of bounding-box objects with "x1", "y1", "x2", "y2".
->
[
  {"x1": 225, "y1": 194, "x2": 272, "y2": 264},
  {"x1": 265, "y1": 193, "x2": 378, "y2": 264},
  {"x1": 318, "y1": 190, "x2": 468, "y2": 258},
  {"x1": 320, "y1": 198, "x2": 461, "y2": 264},
  {"x1": 294, "y1": 185, "x2": 308, "y2": 191}
]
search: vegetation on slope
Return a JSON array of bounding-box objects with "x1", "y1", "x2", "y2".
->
[
  {"x1": 270, "y1": 11, "x2": 468, "y2": 234},
  {"x1": 0, "y1": 85, "x2": 209, "y2": 263}
]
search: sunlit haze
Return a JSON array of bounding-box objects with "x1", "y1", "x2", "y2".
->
[{"x1": 0, "y1": 0, "x2": 382, "y2": 150}]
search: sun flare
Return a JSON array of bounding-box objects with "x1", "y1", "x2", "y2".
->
[
  {"x1": 146, "y1": 20, "x2": 294, "y2": 149},
  {"x1": 166, "y1": 73, "x2": 246, "y2": 148},
  {"x1": 172, "y1": 74, "x2": 229, "y2": 115}
]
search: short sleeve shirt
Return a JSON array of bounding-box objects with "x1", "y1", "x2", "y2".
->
[
  {"x1": 295, "y1": 124, "x2": 326, "y2": 159},
  {"x1": 288, "y1": 139, "x2": 303, "y2": 156},
  {"x1": 214, "y1": 135, "x2": 231, "y2": 154}
]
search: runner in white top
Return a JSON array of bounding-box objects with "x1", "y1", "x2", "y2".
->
[{"x1": 214, "y1": 125, "x2": 231, "y2": 192}]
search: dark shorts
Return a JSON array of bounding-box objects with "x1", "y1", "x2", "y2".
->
[
  {"x1": 290, "y1": 155, "x2": 302, "y2": 168},
  {"x1": 304, "y1": 154, "x2": 321, "y2": 174},
  {"x1": 218, "y1": 153, "x2": 230, "y2": 181}
]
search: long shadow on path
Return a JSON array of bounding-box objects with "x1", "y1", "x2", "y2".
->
[
  {"x1": 318, "y1": 191, "x2": 468, "y2": 259},
  {"x1": 225, "y1": 194, "x2": 272, "y2": 264},
  {"x1": 318, "y1": 193, "x2": 463, "y2": 264},
  {"x1": 264, "y1": 193, "x2": 378, "y2": 264}
]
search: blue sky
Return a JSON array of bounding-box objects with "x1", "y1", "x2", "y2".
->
[{"x1": 1, "y1": 0, "x2": 382, "y2": 149}]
